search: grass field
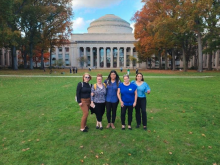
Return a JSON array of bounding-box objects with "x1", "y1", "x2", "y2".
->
[{"x1": 0, "y1": 69, "x2": 220, "y2": 165}]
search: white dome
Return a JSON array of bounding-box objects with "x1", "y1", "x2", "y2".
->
[{"x1": 87, "y1": 14, "x2": 133, "y2": 33}]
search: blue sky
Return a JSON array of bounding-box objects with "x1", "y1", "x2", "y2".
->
[{"x1": 71, "y1": 0, "x2": 144, "y2": 33}]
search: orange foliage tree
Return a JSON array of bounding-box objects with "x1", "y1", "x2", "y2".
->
[
  {"x1": 33, "y1": 46, "x2": 50, "y2": 68},
  {"x1": 133, "y1": 0, "x2": 213, "y2": 71}
]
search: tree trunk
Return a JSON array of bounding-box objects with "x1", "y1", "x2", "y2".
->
[
  {"x1": 172, "y1": 49, "x2": 175, "y2": 71},
  {"x1": 40, "y1": 49, "x2": 44, "y2": 69},
  {"x1": 12, "y1": 46, "x2": 18, "y2": 70},
  {"x1": 29, "y1": 42, "x2": 33, "y2": 70},
  {"x1": 182, "y1": 48, "x2": 187, "y2": 72},
  {"x1": 24, "y1": 50, "x2": 27, "y2": 69},
  {"x1": 165, "y1": 51, "x2": 168, "y2": 70},
  {"x1": 207, "y1": 53, "x2": 212, "y2": 71},
  {"x1": 49, "y1": 45, "x2": 52, "y2": 69},
  {"x1": 197, "y1": 31, "x2": 203, "y2": 72},
  {"x1": 146, "y1": 58, "x2": 148, "y2": 69}
]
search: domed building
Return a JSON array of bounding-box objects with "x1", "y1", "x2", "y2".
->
[
  {"x1": 48, "y1": 14, "x2": 140, "y2": 69},
  {"x1": 87, "y1": 14, "x2": 133, "y2": 33}
]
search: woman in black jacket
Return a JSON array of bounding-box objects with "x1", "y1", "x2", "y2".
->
[{"x1": 76, "y1": 73, "x2": 92, "y2": 132}]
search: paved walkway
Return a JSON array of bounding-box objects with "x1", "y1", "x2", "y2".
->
[{"x1": 0, "y1": 75, "x2": 214, "y2": 78}]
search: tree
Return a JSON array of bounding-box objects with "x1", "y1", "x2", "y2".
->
[
  {"x1": 129, "y1": 55, "x2": 137, "y2": 69},
  {"x1": 20, "y1": 0, "x2": 73, "y2": 69},
  {"x1": 77, "y1": 56, "x2": 87, "y2": 69}
]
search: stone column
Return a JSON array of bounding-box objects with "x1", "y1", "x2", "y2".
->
[
  {"x1": 83, "y1": 47, "x2": 87, "y2": 68},
  {"x1": 97, "y1": 47, "x2": 100, "y2": 68},
  {"x1": 7, "y1": 50, "x2": 10, "y2": 66},
  {"x1": 55, "y1": 47, "x2": 58, "y2": 67},
  {"x1": 117, "y1": 47, "x2": 120, "y2": 68},
  {"x1": 124, "y1": 47, "x2": 126, "y2": 68},
  {"x1": 2, "y1": 49, "x2": 5, "y2": 66},
  {"x1": 77, "y1": 47, "x2": 81, "y2": 68},
  {"x1": 110, "y1": 47, "x2": 113, "y2": 68},
  {"x1": 130, "y1": 47, "x2": 133, "y2": 67},
  {"x1": 90, "y1": 47, "x2": 93, "y2": 68},
  {"x1": 215, "y1": 50, "x2": 219, "y2": 69},
  {"x1": 104, "y1": 47, "x2": 107, "y2": 68},
  {"x1": 0, "y1": 49, "x2": 2, "y2": 66},
  {"x1": 62, "y1": 46, "x2": 65, "y2": 67}
]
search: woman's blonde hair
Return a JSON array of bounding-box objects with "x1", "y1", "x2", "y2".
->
[{"x1": 83, "y1": 73, "x2": 92, "y2": 81}]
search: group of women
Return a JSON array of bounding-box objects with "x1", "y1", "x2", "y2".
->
[{"x1": 76, "y1": 70, "x2": 150, "y2": 132}]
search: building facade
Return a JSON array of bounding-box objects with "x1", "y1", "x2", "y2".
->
[
  {"x1": 46, "y1": 14, "x2": 140, "y2": 69},
  {"x1": 1, "y1": 14, "x2": 220, "y2": 70}
]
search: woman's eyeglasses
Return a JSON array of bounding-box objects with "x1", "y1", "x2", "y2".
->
[{"x1": 85, "y1": 76, "x2": 90, "y2": 79}]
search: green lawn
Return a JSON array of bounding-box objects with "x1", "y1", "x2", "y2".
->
[{"x1": 0, "y1": 70, "x2": 220, "y2": 165}]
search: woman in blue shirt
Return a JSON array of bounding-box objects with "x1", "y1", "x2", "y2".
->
[
  {"x1": 131, "y1": 73, "x2": 150, "y2": 130},
  {"x1": 105, "y1": 70, "x2": 121, "y2": 129},
  {"x1": 117, "y1": 74, "x2": 137, "y2": 130}
]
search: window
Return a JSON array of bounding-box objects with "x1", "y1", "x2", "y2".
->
[
  {"x1": 58, "y1": 47, "x2": 62, "y2": 52},
  {"x1": 58, "y1": 54, "x2": 62, "y2": 60},
  {"x1": 65, "y1": 47, "x2": 69, "y2": 52},
  {"x1": 65, "y1": 54, "x2": 69, "y2": 66}
]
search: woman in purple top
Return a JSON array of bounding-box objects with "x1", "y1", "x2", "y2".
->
[
  {"x1": 105, "y1": 70, "x2": 121, "y2": 129},
  {"x1": 117, "y1": 74, "x2": 137, "y2": 130}
]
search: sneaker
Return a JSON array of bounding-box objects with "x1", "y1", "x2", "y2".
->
[
  {"x1": 100, "y1": 127, "x2": 103, "y2": 130},
  {"x1": 80, "y1": 129, "x2": 88, "y2": 132},
  {"x1": 96, "y1": 126, "x2": 99, "y2": 129},
  {"x1": 136, "y1": 125, "x2": 140, "y2": 128},
  {"x1": 143, "y1": 127, "x2": 147, "y2": 130}
]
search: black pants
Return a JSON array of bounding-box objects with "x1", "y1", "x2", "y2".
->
[
  {"x1": 135, "y1": 97, "x2": 147, "y2": 126},
  {"x1": 106, "y1": 101, "x2": 118, "y2": 123},
  {"x1": 121, "y1": 105, "x2": 133, "y2": 125},
  {"x1": 94, "y1": 102, "x2": 105, "y2": 122}
]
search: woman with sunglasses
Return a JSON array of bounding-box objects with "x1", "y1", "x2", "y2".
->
[
  {"x1": 131, "y1": 73, "x2": 150, "y2": 130},
  {"x1": 76, "y1": 73, "x2": 92, "y2": 132},
  {"x1": 105, "y1": 70, "x2": 121, "y2": 129},
  {"x1": 117, "y1": 74, "x2": 137, "y2": 130}
]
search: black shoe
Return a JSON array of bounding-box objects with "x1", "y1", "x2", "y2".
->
[
  {"x1": 85, "y1": 126, "x2": 89, "y2": 130},
  {"x1": 96, "y1": 126, "x2": 99, "y2": 129},
  {"x1": 128, "y1": 127, "x2": 132, "y2": 130},
  {"x1": 136, "y1": 125, "x2": 140, "y2": 128},
  {"x1": 122, "y1": 128, "x2": 125, "y2": 130},
  {"x1": 143, "y1": 127, "x2": 147, "y2": 130},
  {"x1": 100, "y1": 127, "x2": 103, "y2": 130},
  {"x1": 80, "y1": 129, "x2": 88, "y2": 132}
]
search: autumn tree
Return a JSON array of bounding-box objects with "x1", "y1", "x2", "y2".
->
[{"x1": 19, "y1": 0, "x2": 73, "y2": 69}]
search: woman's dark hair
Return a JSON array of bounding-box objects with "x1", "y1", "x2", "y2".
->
[
  {"x1": 106, "y1": 70, "x2": 121, "y2": 86},
  {"x1": 135, "y1": 73, "x2": 144, "y2": 81}
]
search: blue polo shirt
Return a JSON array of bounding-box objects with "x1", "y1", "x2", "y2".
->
[
  {"x1": 118, "y1": 83, "x2": 137, "y2": 106},
  {"x1": 105, "y1": 81, "x2": 120, "y2": 103},
  {"x1": 131, "y1": 81, "x2": 151, "y2": 98}
]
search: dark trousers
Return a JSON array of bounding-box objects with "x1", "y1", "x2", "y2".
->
[
  {"x1": 121, "y1": 105, "x2": 133, "y2": 125},
  {"x1": 135, "y1": 97, "x2": 147, "y2": 126},
  {"x1": 106, "y1": 101, "x2": 118, "y2": 123},
  {"x1": 94, "y1": 102, "x2": 105, "y2": 122}
]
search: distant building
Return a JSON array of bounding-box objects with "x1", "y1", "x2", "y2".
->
[{"x1": 1, "y1": 14, "x2": 220, "y2": 70}]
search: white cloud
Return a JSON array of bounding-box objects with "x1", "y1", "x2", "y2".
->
[
  {"x1": 130, "y1": 23, "x2": 135, "y2": 33},
  {"x1": 72, "y1": 0, "x2": 122, "y2": 9},
  {"x1": 72, "y1": 17, "x2": 95, "y2": 33}
]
